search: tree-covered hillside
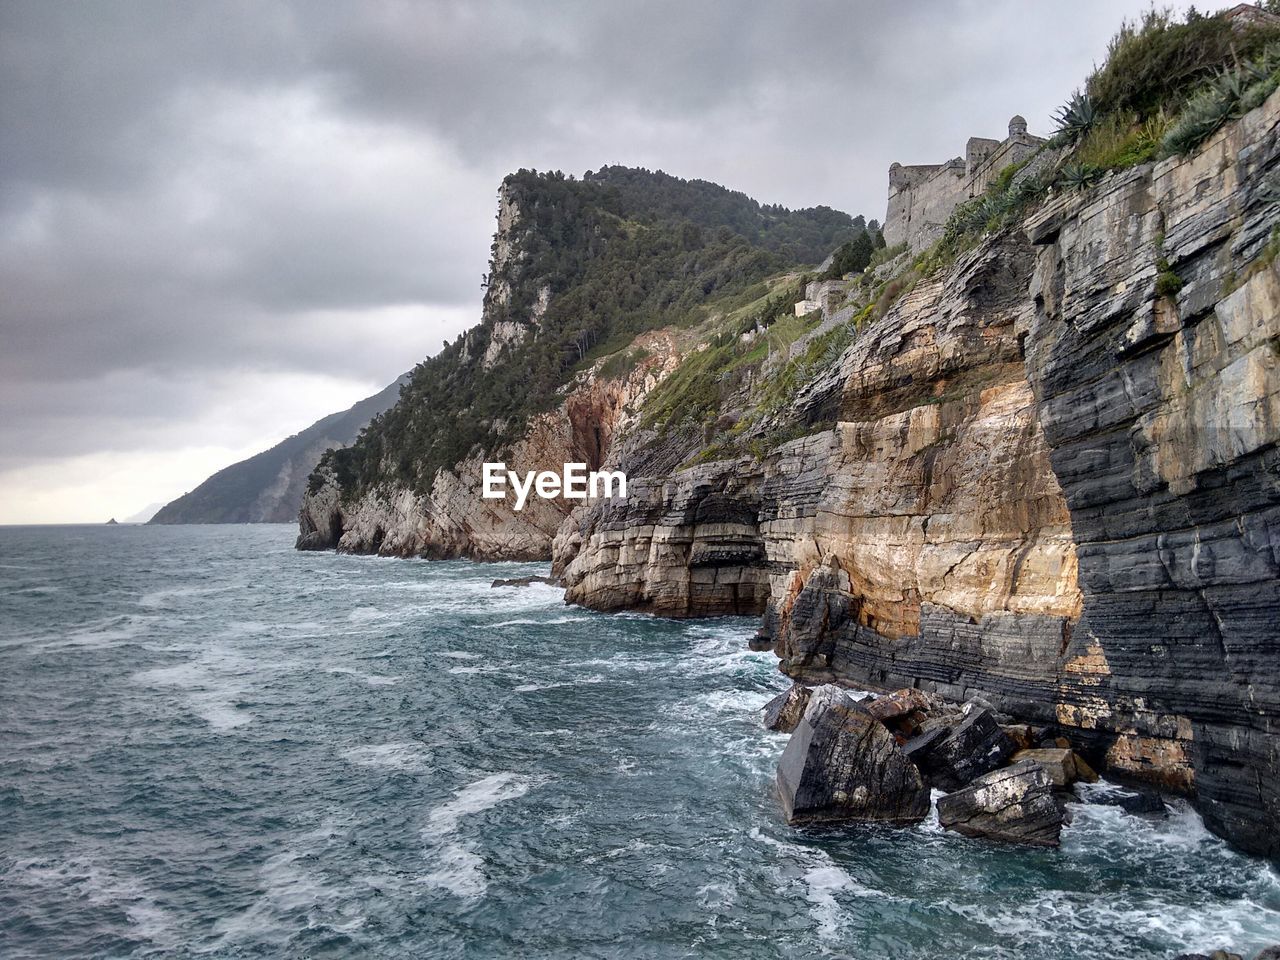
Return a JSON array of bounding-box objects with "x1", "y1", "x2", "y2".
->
[{"x1": 317, "y1": 166, "x2": 866, "y2": 498}]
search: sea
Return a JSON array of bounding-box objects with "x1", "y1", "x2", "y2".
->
[{"x1": 2, "y1": 524, "x2": 1278, "y2": 959}]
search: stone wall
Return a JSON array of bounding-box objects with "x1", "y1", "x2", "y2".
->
[{"x1": 884, "y1": 116, "x2": 1046, "y2": 252}]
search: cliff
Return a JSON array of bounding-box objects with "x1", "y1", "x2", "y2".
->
[
  {"x1": 150, "y1": 375, "x2": 408, "y2": 524},
  {"x1": 297, "y1": 166, "x2": 866, "y2": 556},
  {"x1": 294, "y1": 29, "x2": 1280, "y2": 856},
  {"x1": 558, "y1": 86, "x2": 1280, "y2": 856}
]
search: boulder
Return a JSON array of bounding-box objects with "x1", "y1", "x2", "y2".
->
[
  {"x1": 1253, "y1": 947, "x2": 1280, "y2": 960},
  {"x1": 1081, "y1": 784, "x2": 1166, "y2": 816},
  {"x1": 1071, "y1": 753, "x2": 1099, "y2": 783},
  {"x1": 864, "y1": 688, "x2": 931, "y2": 722},
  {"x1": 936, "y1": 760, "x2": 1067, "y2": 846},
  {"x1": 762, "y1": 682, "x2": 811, "y2": 734},
  {"x1": 915, "y1": 707, "x2": 1018, "y2": 791},
  {"x1": 776, "y1": 685, "x2": 931, "y2": 825},
  {"x1": 902, "y1": 726, "x2": 950, "y2": 765},
  {"x1": 1001, "y1": 724, "x2": 1037, "y2": 751},
  {"x1": 1012, "y1": 748, "x2": 1078, "y2": 787}
]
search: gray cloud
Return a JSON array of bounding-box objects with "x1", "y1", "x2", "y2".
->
[{"x1": 0, "y1": 0, "x2": 1155, "y2": 518}]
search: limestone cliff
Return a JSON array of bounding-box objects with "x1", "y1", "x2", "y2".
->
[
  {"x1": 296, "y1": 166, "x2": 864, "y2": 557},
  {"x1": 558, "y1": 88, "x2": 1280, "y2": 856}
]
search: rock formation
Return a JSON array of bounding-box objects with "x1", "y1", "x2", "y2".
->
[
  {"x1": 775, "y1": 685, "x2": 931, "y2": 825},
  {"x1": 560, "y1": 88, "x2": 1280, "y2": 856},
  {"x1": 935, "y1": 759, "x2": 1066, "y2": 846},
  {"x1": 294, "y1": 79, "x2": 1280, "y2": 856},
  {"x1": 762, "y1": 682, "x2": 812, "y2": 734}
]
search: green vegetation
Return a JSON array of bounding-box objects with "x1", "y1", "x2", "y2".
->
[
  {"x1": 1087, "y1": 7, "x2": 1278, "y2": 121},
  {"x1": 1052, "y1": 7, "x2": 1280, "y2": 169},
  {"x1": 820, "y1": 226, "x2": 878, "y2": 281},
  {"x1": 907, "y1": 5, "x2": 1280, "y2": 287},
  {"x1": 1161, "y1": 42, "x2": 1280, "y2": 155},
  {"x1": 318, "y1": 167, "x2": 863, "y2": 498}
]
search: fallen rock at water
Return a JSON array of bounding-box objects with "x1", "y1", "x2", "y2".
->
[
  {"x1": 1079, "y1": 783, "x2": 1167, "y2": 816},
  {"x1": 1253, "y1": 947, "x2": 1280, "y2": 960},
  {"x1": 490, "y1": 575, "x2": 560, "y2": 588},
  {"x1": 902, "y1": 727, "x2": 949, "y2": 765},
  {"x1": 936, "y1": 760, "x2": 1066, "y2": 846},
  {"x1": 762, "y1": 682, "x2": 811, "y2": 733},
  {"x1": 776, "y1": 685, "x2": 930, "y2": 825},
  {"x1": 1012, "y1": 748, "x2": 1082, "y2": 787},
  {"x1": 913, "y1": 707, "x2": 1018, "y2": 791},
  {"x1": 1172, "y1": 952, "x2": 1244, "y2": 960}
]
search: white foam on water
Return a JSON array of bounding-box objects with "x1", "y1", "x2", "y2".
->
[
  {"x1": 703, "y1": 688, "x2": 777, "y2": 715},
  {"x1": 490, "y1": 615, "x2": 586, "y2": 627},
  {"x1": 341, "y1": 742, "x2": 431, "y2": 772},
  {"x1": 417, "y1": 772, "x2": 543, "y2": 900},
  {"x1": 137, "y1": 585, "x2": 228, "y2": 609},
  {"x1": 325, "y1": 666, "x2": 402, "y2": 686},
  {"x1": 514, "y1": 674, "x2": 606, "y2": 693},
  {"x1": 132, "y1": 647, "x2": 255, "y2": 732},
  {"x1": 804, "y1": 864, "x2": 857, "y2": 942},
  {"x1": 209, "y1": 834, "x2": 363, "y2": 950},
  {"x1": 423, "y1": 772, "x2": 538, "y2": 838},
  {"x1": 448, "y1": 664, "x2": 504, "y2": 675},
  {"x1": 8, "y1": 855, "x2": 178, "y2": 949},
  {"x1": 347, "y1": 606, "x2": 386, "y2": 624},
  {"x1": 440, "y1": 651, "x2": 480, "y2": 660},
  {"x1": 417, "y1": 842, "x2": 487, "y2": 899},
  {"x1": 749, "y1": 827, "x2": 896, "y2": 942}
]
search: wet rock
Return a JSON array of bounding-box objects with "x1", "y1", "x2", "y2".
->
[
  {"x1": 864, "y1": 688, "x2": 931, "y2": 722},
  {"x1": 1001, "y1": 724, "x2": 1037, "y2": 751},
  {"x1": 902, "y1": 726, "x2": 950, "y2": 766},
  {"x1": 776, "y1": 685, "x2": 930, "y2": 825},
  {"x1": 936, "y1": 760, "x2": 1066, "y2": 846},
  {"x1": 1079, "y1": 783, "x2": 1167, "y2": 816},
  {"x1": 915, "y1": 708, "x2": 1018, "y2": 791},
  {"x1": 490, "y1": 575, "x2": 560, "y2": 588},
  {"x1": 1012, "y1": 748, "x2": 1079, "y2": 787},
  {"x1": 762, "y1": 682, "x2": 811, "y2": 734},
  {"x1": 1253, "y1": 947, "x2": 1280, "y2": 960}
]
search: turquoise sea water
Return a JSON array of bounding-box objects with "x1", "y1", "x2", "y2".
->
[{"x1": 2, "y1": 524, "x2": 1278, "y2": 959}]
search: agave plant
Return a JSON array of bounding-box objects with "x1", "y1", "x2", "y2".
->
[
  {"x1": 1058, "y1": 161, "x2": 1101, "y2": 192},
  {"x1": 1054, "y1": 92, "x2": 1097, "y2": 141}
]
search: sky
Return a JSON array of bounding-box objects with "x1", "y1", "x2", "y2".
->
[{"x1": 0, "y1": 0, "x2": 1160, "y2": 523}]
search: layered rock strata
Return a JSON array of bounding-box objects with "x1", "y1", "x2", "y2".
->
[{"x1": 563, "y1": 90, "x2": 1280, "y2": 856}]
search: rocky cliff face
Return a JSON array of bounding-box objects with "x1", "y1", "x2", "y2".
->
[
  {"x1": 298, "y1": 330, "x2": 682, "y2": 559},
  {"x1": 559, "y1": 89, "x2": 1280, "y2": 856},
  {"x1": 297, "y1": 166, "x2": 862, "y2": 558}
]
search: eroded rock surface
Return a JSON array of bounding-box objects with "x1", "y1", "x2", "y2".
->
[
  {"x1": 763, "y1": 682, "x2": 812, "y2": 734},
  {"x1": 775, "y1": 685, "x2": 930, "y2": 825},
  {"x1": 936, "y1": 759, "x2": 1066, "y2": 846}
]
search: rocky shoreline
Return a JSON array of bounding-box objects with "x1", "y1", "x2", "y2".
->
[{"x1": 302, "y1": 87, "x2": 1280, "y2": 861}]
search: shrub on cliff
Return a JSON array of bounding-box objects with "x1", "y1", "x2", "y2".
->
[{"x1": 1088, "y1": 7, "x2": 1280, "y2": 121}]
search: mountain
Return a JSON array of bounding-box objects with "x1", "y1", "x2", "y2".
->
[
  {"x1": 295, "y1": 10, "x2": 1280, "y2": 858},
  {"x1": 123, "y1": 502, "x2": 165, "y2": 523},
  {"x1": 296, "y1": 164, "x2": 869, "y2": 555},
  {"x1": 150, "y1": 375, "x2": 408, "y2": 524}
]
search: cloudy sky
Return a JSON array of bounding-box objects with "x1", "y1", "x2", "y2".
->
[{"x1": 1, "y1": 0, "x2": 1157, "y2": 523}]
